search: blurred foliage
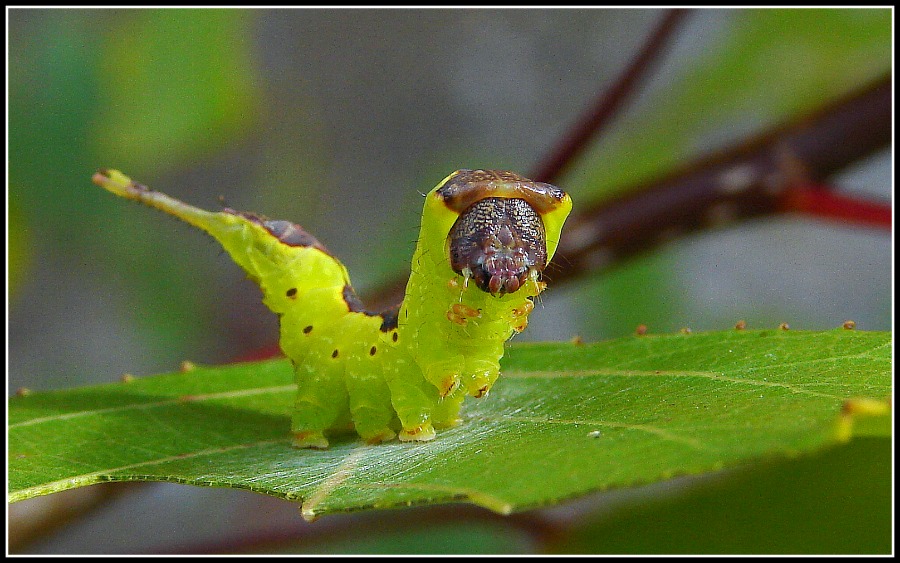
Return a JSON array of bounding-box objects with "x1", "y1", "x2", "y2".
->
[
  {"x1": 553, "y1": 437, "x2": 891, "y2": 554},
  {"x1": 9, "y1": 9, "x2": 262, "y2": 371},
  {"x1": 572, "y1": 8, "x2": 891, "y2": 338},
  {"x1": 577, "y1": 8, "x2": 891, "y2": 200},
  {"x1": 7, "y1": 198, "x2": 30, "y2": 299},
  {"x1": 92, "y1": 10, "x2": 259, "y2": 173},
  {"x1": 270, "y1": 518, "x2": 533, "y2": 554}
]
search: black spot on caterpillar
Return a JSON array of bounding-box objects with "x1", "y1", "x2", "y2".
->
[{"x1": 92, "y1": 168, "x2": 572, "y2": 448}]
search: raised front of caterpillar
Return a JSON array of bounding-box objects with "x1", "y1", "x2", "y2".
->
[{"x1": 92, "y1": 168, "x2": 571, "y2": 448}]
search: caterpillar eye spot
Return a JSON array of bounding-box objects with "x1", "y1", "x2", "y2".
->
[
  {"x1": 369, "y1": 346, "x2": 377, "y2": 356},
  {"x1": 331, "y1": 349, "x2": 339, "y2": 359},
  {"x1": 286, "y1": 288, "x2": 298, "y2": 298},
  {"x1": 303, "y1": 325, "x2": 313, "y2": 334},
  {"x1": 392, "y1": 332, "x2": 399, "y2": 342}
]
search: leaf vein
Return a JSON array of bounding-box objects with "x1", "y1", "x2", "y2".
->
[{"x1": 9, "y1": 385, "x2": 295, "y2": 429}]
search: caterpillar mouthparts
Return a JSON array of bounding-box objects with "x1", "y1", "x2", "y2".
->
[{"x1": 449, "y1": 196, "x2": 547, "y2": 296}]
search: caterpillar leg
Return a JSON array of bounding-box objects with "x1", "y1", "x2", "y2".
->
[
  {"x1": 430, "y1": 390, "x2": 466, "y2": 429},
  {"x1": 345, "y1": 344, "x2": 398, "y2": 445},
  {"x1": 416, "y1": 354, "x2": 465, "y2": 398},
  {"x1": 460, "y1": 341, "x2": 504, "y2": 398},
  {"x1": 349, "y1": 407, "x2": 397, "y2": 445},
  {"x1": 291, "y1": 429, "x2": 330, "y2": 450},
  {"x1": 461, "y1": 366, "x2": 499, "y2": 398},
  {"x1": 290, "y1": 350, "x2": 351, "y2": 449},
  {"x1": 380, "y1": 357, "x2": 440, "y2": 442}
]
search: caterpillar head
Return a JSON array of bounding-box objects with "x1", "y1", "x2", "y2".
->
[
  {"x1": 438, "y1": 170, "x2": 571, "y2": 296},
  {"x1": 449, "y1": 197, "x2": 545, "y2": 294}
]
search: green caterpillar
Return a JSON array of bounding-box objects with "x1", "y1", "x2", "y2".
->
[{"x1": 92, "y1": 169, "x2": 572, "y2": 448}]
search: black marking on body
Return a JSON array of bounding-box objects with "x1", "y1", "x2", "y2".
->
[
  {"x1": 224, "y1": 209, "x2": 330, "y2": 252},
  {"x1": 341, "y1": 286, "x2": 401, "y2": 332},
  {"x1": 449, "y1": 197, "x2": 547, "y2": 295},
  {"x1": 378, "y1": 305, "x2": 400, "y2": 333},
  {"x1": 437, "y1": 169, "x2": 568, "y2": 214}
]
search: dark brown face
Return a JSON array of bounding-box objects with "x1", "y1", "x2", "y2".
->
[{"x1": 448, "y1": 197, "x2": 547, "y2": 295}]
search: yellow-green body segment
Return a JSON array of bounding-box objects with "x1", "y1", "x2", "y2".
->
[{"x1": 93, "y1": 169, "x2": 571, "y2": 448}]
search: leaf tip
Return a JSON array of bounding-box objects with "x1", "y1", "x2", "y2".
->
[
  {"x1": 300, "y1": 504, "x2": 320, "y2": 522},
  {"x1": 834, "y1": 397, "x2": 891, "y2": 442}
]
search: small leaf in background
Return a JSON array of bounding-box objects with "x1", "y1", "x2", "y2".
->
[
  {"x1": 9, "y1": 329, "x2": 890, "y2": 526},
  {"x1": 7, "y1": 197, "x2": 31, "y2": 301},
  {"x1": 91, "y1": 9, "x2": 260, "y2": 173},
  {"x1": 8, "y1": 9, "x2": 266, "y2": 390},
  {"x1": 8, "y1": 10, "x2": 103, "y2": 229}
]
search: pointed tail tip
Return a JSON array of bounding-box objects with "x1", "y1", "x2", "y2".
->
[
  {"x1": 91, "y1": 169, "x2": 137, "y2": 197},
  {"x1": 91, "y1": 168, "x2": 111, "y2": 186}
]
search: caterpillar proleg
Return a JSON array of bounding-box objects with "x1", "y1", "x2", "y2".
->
[{"x1": 92, "y1": 169, "x2": 572, "y2": 448}]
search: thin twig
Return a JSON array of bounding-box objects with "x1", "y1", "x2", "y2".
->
[
  {"x1": 553, "y1": 74, "x2": 891, "y2": 281},
  {"x1": 530, "y1": 9, "x2": 689, "y2": 184}
]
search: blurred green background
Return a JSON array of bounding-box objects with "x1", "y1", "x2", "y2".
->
[{"x1": 7, "y1": 7, "x2": 892, "y2": 554}]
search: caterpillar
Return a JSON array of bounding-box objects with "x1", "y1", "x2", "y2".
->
[{"x1": 92, "y1": 169, "x2": 572, "y2": 448}]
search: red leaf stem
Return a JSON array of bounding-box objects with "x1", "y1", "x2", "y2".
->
[{"x1": 780, "y1": 184, "x2": 892, "y2": 229}]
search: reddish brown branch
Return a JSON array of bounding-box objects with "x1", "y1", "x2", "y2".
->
[
  {"x1": 530, "y1": 9, "x2": 689, "y2": 184},
  {"x1": 553, "y1": 74, "x2": 891, "y2": 281}
]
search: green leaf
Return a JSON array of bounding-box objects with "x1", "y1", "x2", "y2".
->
[
  {"x1": 554, "y1": 437, "x2": 891, "y2": 554},
  {"x1": 8, "y1": 329, "x2": 890, "y2": 522}
]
